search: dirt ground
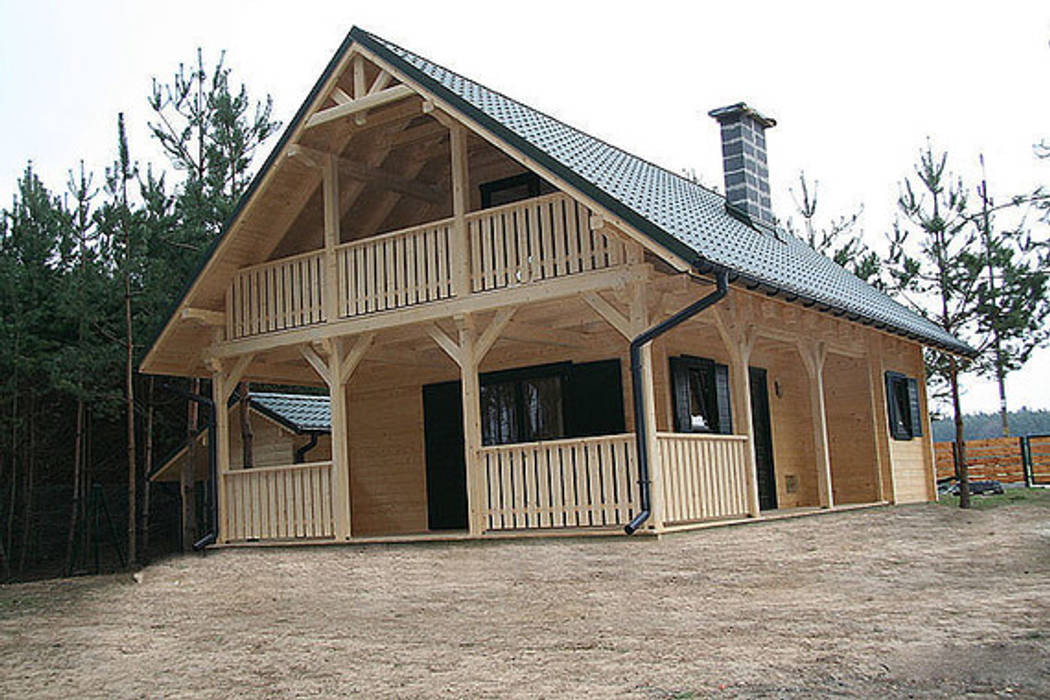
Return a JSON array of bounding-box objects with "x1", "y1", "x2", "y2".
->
[{"x1": 2, "y1": 498, "x2": 1049, "y2": 699}]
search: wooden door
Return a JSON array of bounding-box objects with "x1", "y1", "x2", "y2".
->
[
  {"x1": 749, "y1": 366, "x2": 778, "y2": 511},
  {"x1": 422, "y1": 381, "x2": 468, "y2": 530}
]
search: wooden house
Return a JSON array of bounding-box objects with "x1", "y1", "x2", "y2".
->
[
  {"x1": 150, "y1": 392, "x2": 332, "y2": 483},
  {"x1": 140, "y1": 27, "x2": 975, "y2": 545}
]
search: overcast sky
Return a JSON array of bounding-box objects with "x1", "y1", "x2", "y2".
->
[{"x1": 2, "y1": 1, "x2": 1048, "y2": 414}]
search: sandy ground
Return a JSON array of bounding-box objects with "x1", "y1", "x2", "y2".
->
[{"x1": 1, "y1": 500, "x2": 1049, "y2": 698}]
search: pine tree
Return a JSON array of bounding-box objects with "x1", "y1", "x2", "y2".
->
[
  {"x1": 786, "y1": 171, "x2": 881, "y2": 284},
  {"x1": 884, "y1": 143, "x2": 980, "y2": 508},
  {"x1": 966, "y1": 156, "x2": 1050, "y2": 437}
]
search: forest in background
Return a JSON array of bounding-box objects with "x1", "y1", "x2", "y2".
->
[
  {"x1": 1, "y1": 44, "x2": 1048, "y2": 581},
  {"x1": 931, "y1": 408, "x2": 1050, "y2": 442}
]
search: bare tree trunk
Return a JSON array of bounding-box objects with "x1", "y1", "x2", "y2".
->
[
  {"x1": 995, "y1": 359, "x2": 1009, "y2": 438},
  {"x1": 18, "y1": 395, "x2": 35, "y2": 575},
  {"x1": 141, "y1": 377, "x2": 154, "y2": 559},
  {"x1": 950, "y1": 357, "x2": 970, "y2": 509},
  {"x1": 182, "y1": 378, "x2": 199, "y2": 552},
  {"x1": 240, "y1": 382, "x2": 253, "y2": 468},
  {"x1": 5, "y1": 395, "x2": 17, "y2": 566},
  {"x1": 64, "y1": 398, "x2": 85, "y2": 576},
  {"x1": 125, "y1": 272, "x2": 136, "y2": 567}
]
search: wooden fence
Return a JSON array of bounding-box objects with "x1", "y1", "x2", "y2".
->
[
  {"x1": 222, "y1": 461, "x2": 335, "y2": 542},
  {"x1": 934, "y1": 435, "x2": 1050, "y2": 486}
]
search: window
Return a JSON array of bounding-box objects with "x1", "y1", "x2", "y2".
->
[
  {"x1": 478, "y1": 360, "x2": 625, "y2": 446},
  {"x1": 669, "y1": 356, "x2": 733, "y2": 434},
  {"x1": 481, "y1": 365, "x2": 568, "y2": 446},
  {"x1": 479, "y1": 172, "x2": 554, "y2": 209},
  {"x1": 885, "y1": 371, "x2": 923, "y2": 441}
]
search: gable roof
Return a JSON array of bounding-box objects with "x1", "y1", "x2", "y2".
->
[
  {"x1": 350, "y1": 28, "x2": 974, "y2": 357},
  {"x1": 143, "y1": 26, "x2": 975, "y2": 369},
  {"x1": 249, "y1": 392, "x2": 331, "y2": 433}
]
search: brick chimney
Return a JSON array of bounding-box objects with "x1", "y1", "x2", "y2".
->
[{"x1": 708, "y1": 102, "x2": 776, "y2": 227}]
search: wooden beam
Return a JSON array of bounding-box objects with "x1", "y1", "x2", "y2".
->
[
  {"x1": 449, "y1": 124, "x2": 470, "y2": 296},
  {"x1": 305, "y1": 84, "x2": 415, "y2": 129},
  {"x1": 327, "y1": 338, "x2": 352, "y2": 539},
  {"x1": 501, "y1": 319, "x2": 594, "y2": 349},
  {"x1": 223, "y1": 353, "x2": 255, "y2": 399},
  {"x1": 298, "y1": 344, "x2": 332, "y2": 387},
  {"x1": 213, "y1": 265, "x2": 647, "y2": 359},
  {"x1": 368, "y1": 70, "x2": 392, "y2": 95},
  {"x1": 456, "y1": 315, "x2": 484, "y2": 535},
  {"x1": 426, "y1": 322, "x2": 462, "y2": 366},
  {"x1": 180, "y1": 307, "x2": 225, "y2": 327},
  {"x1": 288, "y1": 144, "x2": 444, "y2": 205},
  {"x1": 476, "y1": 307, "x2": 516, "y2": 359},
  {"x1": 331, "y1": 87, "x2": 352, "y2": 105},
  {"x1": 339, "y1": 332, "x2": 375, "y2": 384},
  {"x1": 351, "y1": 56, "x2": 367, "y2": 126},
  {"x1": 584, "y1": 292, "x2": 633, "y2": 339},
  {"x1": 322, "y1": 153, "x2": 340, "y2": 322}
]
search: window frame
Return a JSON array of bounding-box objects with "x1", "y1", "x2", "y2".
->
[
  {"x1": 479, "y1": 172, "x2": 553, "y2": 209},
  {"x1": 885, "y1": 371, "x2": 923, "y2": 441}
]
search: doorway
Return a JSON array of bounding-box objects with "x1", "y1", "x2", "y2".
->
[{"x1": 749, "y1": 366, "x2": 778, "y2": 510}]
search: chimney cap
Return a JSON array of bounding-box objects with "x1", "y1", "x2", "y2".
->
[{"x1": 708, "y1": 102, "x2": 776, "y2": 129}]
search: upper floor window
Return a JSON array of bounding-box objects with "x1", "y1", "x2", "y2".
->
[
  {"x1": 479, "y1": 172, "x2": 555, "y2": 209},
  {"x1": 885, "y1": 371, "x2": 923, "y2": 441}
]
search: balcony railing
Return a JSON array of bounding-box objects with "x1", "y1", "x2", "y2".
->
[
  {"x1": 225, "y1": 192, "x2": 627, "y2": 340},
  {"x1": 227, "y1": 250, "x2": 326, "y2": 340}
]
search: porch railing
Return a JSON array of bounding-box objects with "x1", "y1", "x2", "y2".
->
[
  {"x1": 469, "y1": 192, "x2": 626, "y2": 292},
  {"x1": 478, "y1": 433, "x2": 638, "y2": 531},
  {"x1": 222, "y1": 461, "x2": 335, "y2": 541},
  {"x1": 657, "y1": 433, "x2": 750, "y2": 523},
  {"x1": 226, "y1": 250, "x2": 326, "y2": 340}
]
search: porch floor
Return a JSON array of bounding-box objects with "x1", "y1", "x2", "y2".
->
[{"x1": 215, "y1": 501, "x2": 890, "y2": 548}]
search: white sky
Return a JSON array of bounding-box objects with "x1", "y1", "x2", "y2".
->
[{"x1": 2, "y1": 0, "x2": 1048, "y2": 414}]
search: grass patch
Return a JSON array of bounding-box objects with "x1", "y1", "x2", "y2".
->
[{"x1": 938, "y1": 487, "x2": 1050, "y2": 510}]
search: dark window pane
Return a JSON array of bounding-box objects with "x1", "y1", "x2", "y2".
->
[
  {"x1": 687, "y1": 367, "x2": 715, "y2": 433},
  {"x1": 891, "y1": 377, "x2": 912, "y2": 438},
  {"x1": 522, "y1": 376, "x2": 564, "y2": 441},
  {"x1": 481, "y1": 381, "x2": 518, "y2": 446}
]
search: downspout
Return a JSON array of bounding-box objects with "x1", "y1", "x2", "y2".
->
[
  {"x1": 160, "y1": 381, "x2": 218, "y2": 550},
  {"x1": 294, "y1": 432, "x2": 322, "y2": 464},
  {"x1": 624, "y1": 269, "x2": 729, "y2": 534}
]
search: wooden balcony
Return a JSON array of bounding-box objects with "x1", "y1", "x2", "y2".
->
[{"x1": 224, "y1": 192, "x2": 629, "y2": 342}]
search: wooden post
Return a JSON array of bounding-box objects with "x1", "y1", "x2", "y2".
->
[
  {"x1": 627, "y1": 278, "x2": 664, "y2": 532},
  {"x1": 732, "y1": 335, "x2": 761, "y2": 517},
  {"x1": 211, "y1": 368, "x2": 230, "y2": 543},
  {"x1": 327, "y1": 339, "x2": 353, "y2": 539},
  {"x1": 866, "y1": 335, "x2": 894, "y2": 502},
  {"x1": 449, "y1": 125, "x2": 470, "y2": 297},
  {"x1": 322, "y1": 153, "x2": 340, "y2": 322},
  {"x1": 801, "y1": 341, "x2": 834, "y2": 508},
  {"x1": 456, "y1": 315, "x2": 484, "y2": 535},
  {"x1": 916, "y1": 347, "x2": 938, "y2": 502}
]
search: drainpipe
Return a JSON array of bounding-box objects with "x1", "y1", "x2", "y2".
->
[
  {"x1": 624, "y1": 269, "x2": 729, "y2": 534},
  {"x1": 294, "y1": 432, "x2": 322, "y2": 464},
  {"x1": 160, "y1": 381, "x2": 218, "y2": 550}
]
